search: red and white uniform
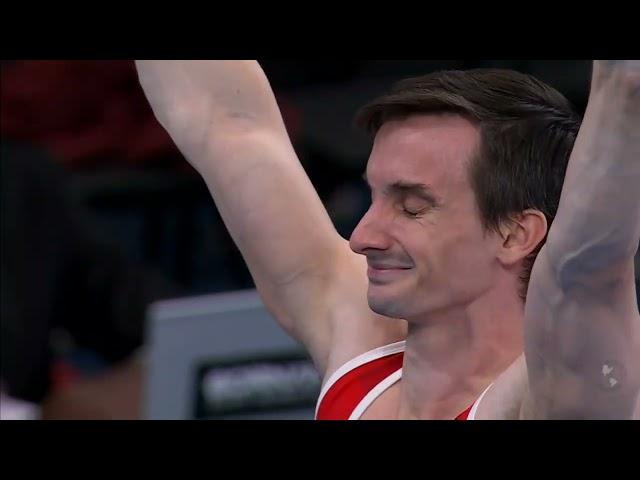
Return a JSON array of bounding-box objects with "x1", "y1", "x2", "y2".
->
[{"x1": 315, "y1": 341, "x2": 490, "y2": 420}]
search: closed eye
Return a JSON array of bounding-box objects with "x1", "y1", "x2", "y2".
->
[
  {"x1": 401, "y1": 196, "x2": 434, "y2": 217},
  {"x1": 403, "y1": 208, "x2": 422, "y2": 218}
]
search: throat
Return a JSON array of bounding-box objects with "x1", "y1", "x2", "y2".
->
[{"x1": 395, "y1": 318, "x2": 521, "y2": 419}]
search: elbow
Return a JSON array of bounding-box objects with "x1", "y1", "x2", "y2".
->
[{"x1": 548, "y1": 239, "x2": 637, "y2": 293}]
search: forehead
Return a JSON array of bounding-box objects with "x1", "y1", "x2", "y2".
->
[{"x1": 366, "y1": 114, "x2": 480, "y2": 191}]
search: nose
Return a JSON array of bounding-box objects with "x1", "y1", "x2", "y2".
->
[{"x1": 349, "y1": 204, "x2": 393, "y2": 255}]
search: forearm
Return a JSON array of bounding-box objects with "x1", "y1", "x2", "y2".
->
[
  {"x1": 136, "y1": 60, "x2": 289, "y2": 164},
  {"x1": 197, "y1": 131, "x2": 340, "y2": 287},
  {"x1": 546, "y1": 61, "x2": 640, "y2": 282}
]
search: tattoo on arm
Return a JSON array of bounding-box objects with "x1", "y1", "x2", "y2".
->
[{"x1": 597, "y1": 360, "x2": 626, "y2": 392}]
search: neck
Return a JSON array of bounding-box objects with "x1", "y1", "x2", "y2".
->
[{"x1": 397, "y1": 279, "x2": 524, "y2": 419}]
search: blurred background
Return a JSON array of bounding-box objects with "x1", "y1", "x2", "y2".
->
[{"x1": 1, "y1": 60, "x2": 638, "y2": 420}]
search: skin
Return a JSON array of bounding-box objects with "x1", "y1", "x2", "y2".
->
[{"x1": 136, "y1": 60, "x2": 640, "y2": 419}]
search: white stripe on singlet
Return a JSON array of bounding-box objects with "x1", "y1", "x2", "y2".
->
[
  {"x1": 314, "y1": 340, "x2": 406, "y2": 419},
  {"x1": 466, "y1": 383, "x2": 493, "y2": 420},
  {"x1": 348, "y1": 368, "x2": 403, "y2": 420}
]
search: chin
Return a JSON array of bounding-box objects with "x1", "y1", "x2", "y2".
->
[
  {"x1": 367, "y1": 286, "x2": 411, "y2": 319},
  {"x1": 367, "y1": 282, "x2": 450, "y2": 320}
]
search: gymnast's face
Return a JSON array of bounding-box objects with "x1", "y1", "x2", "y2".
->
[{"x1": 350, "y1": 113, "x2": 504, "y2": 321}]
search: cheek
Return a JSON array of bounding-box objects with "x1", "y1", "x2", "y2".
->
[
  {"x1": 449, "y1": 230, "x2": 498, "y2": 286},
  {"x1": 428, "y1": 217, "x2": 494, "y2": 274}
]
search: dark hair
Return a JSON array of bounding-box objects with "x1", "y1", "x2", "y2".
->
[{"x1": 356, "y1": 69, "x2": 582, "y2": 300}]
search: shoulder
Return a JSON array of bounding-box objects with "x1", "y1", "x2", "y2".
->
[{"x1": 472, "y1": 356, "x2": 529, "y2": 420}]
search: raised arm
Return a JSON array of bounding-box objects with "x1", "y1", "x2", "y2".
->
[
  {"x1": 135, "y1": 61, "x2": 366, "y2": 372},
  {"x1": 523, "y1": 60, "x2": 640, "y2": 419}
]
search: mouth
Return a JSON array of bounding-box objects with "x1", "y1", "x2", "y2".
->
[{"x1": 366, "y1": 264, "x2": 413, "y2": 284}]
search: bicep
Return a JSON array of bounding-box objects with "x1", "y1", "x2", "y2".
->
[
  {"x1": 522, "y1": 249, "x2": 640, "y2": 419},
  {"x1": 200, "y1": 132, "x2": 372, "y2": 371}
]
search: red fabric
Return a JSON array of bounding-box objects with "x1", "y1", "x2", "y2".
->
[
  {"x1": 455, "y1": 404, "x2": 473, "y2": 420},
  {"x1": 316, "y1": 352, "x2": 404, "y2": 420},
  {"x1": 1, "y1": 60, "x2": 301, "y2": 168},
  {"x1": 316, "y1": 350, "x2": 475, "y2": 420}
]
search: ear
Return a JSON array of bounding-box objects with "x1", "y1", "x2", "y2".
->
[{"x1": 496, "y1": 209, "x2": 548, "y2": 267}]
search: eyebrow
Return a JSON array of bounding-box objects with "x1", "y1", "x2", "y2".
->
[{"x1": 362, "y1": 173, "x2": 440, "y2": 206}]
